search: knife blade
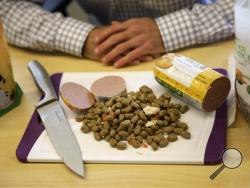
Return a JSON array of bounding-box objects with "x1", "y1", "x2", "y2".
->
[{"x1": 27, "y1": 60, "x2": 84, "y2": 177}]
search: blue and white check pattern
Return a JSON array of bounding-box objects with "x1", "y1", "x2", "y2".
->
[
  {"x1": 0, "y1": 0, "x2": 234, "y2": 57},
  {"x1": 155, "y1": 0, "x2": 234, "y2": 52}
]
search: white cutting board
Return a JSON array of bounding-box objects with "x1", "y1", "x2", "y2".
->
[{"x1": 25, "y1": 71, "x2": 217, "y2": 164}]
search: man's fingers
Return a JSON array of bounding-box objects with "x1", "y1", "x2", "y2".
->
[
  {"x1": 102, "y1": 36, "x2": 144, "y2": 65},
  {"x1": 102, "y1": 41, "x2": 132, "y2": 65},
  {"x1": 114, "y1": 47, "x2": 146, "y2": 68},
  {"x1": 139, "y1": 55, "x2": 153, "y2": 62},
  {"x1": 95, "y1": 31, "x2": 130, "y2": 55},
  {"x1": 129, "y1": 59, "x2": 141, "y2": 66},
  {"x1": 95, "y1": 24, "x2": 126, "y2": 44}
]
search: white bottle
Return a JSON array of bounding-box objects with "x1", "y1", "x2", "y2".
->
[{"x1": 235, "y1": 0, "x2": 250, "y2": 124}]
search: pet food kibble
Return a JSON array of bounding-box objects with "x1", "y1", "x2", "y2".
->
[
  {"x1": 118, "y1": 124, "x2": 127, "y2": 132},
  {"x1": 109, "y1": 138, "x2": 117, "y2": 147},
  {"x1": 181, "y1": 131, "x2": 191, "y2": 139},
  {"x1": 155, "y1": 129, "x2": 163, "y2": 134},
  {"x1": 134, "y1": 125, "x2": 141, "y2": 135},
  {"x1": 146, "y1": 136, "x2": 153, "y2": 145},
  {"x1": 174, "y1": 128, "x2": 182, "y2": 135},
  {"x1": 131, "y1": 115, "x2": 139, "y2": 124},
  {"x1": 145, "y1": 127, "x2": 154, "y2": 136},
  {"x1": 138, "y1": 111, "x2": 148, "y2": 122},
  {"x1": 180, "y1": 122, "x2": 188, "y2": 130},
  {"x1": 174, "y1": 104, "x2": 182, "y2": 110},
  {"x1": 131, "y1": 101, "x2": 140, "y2": 109},
  {"x1": 125, "y1": 106, "x2": 133, "y2": 113},
  {"x1": 158, "y1": 110, "x2": 166, "y2": 117},
  {"x1": 115, "y1": 134, "x2": 121, "y2": 142},
  {"x1": 109, "y1": 129, "x2": 116, "y2": 137},
  {"x1": 118, "y1": 131, "x2": 129, "y2": 138},
  {"x1": 79, "y1": 83, "x2": 190, "y2": 151},
  {"x1": 75, "y1": 114, "x2": 84, "y2": 122},
  {"x1": 105, "y1": 100, "x2": 114, "y2": 107},
  {"x1": 136, "y1": 119, "x2": 144, "y2": 126},
  {"x1": 103, "y1": 121, "x2": 111, "y2": 129},
  {"x1": 119, "y1": 114, "x2": 125, "y2": 122},
  {"x1": 86, "y1": 113, "x2": 94, "y2": 120},
  {"x1": 150, "y1": 142, "x2": 158, "y2": 151},
  {"x1": 127, "y1": 124, "x2": 134, "y2": 134},
  {"x1": 113, "y1": 119, "x2": 119, "y2": 126},
  {"x1": 164, "y1": 126, "x2": 174, "y2": 134},
  {"x1": 116, "y1": 142, "x2": 127, "y2": 150},
  {"x1": 115, "y1": 102, "x2": 122, "y2": 109},
  {"x1": 106, "y1": 115, "x2": 113, "y2": 122},
  {"x1": 92, "y1": 126, "x2": 100, "y2": 132},
  {"x1": 140, "y1": 131, "x2": 148, "y2": 139},
  {"x1": 94, "y1": 132, "x2": 102, "y2": 141},
  {"x1": 147, "y1": 93, "x2": 156, "y2": 102},
  {"x1": 115, "y1": 109, "x2": 121, "y2": 116},
  {"x1": 102, "y1": 106, "x2": 109, "y2": 114},
  {"x1": 159, "y1": 138, "x2": 169, "y2": 148},
  {"x1": 170, "y1": 122, "x2": 178, "y2": 128},
  {"x1": 156, "y1": 120, "x2": 164, "y2": 127},
  {"x1": 124, "y1": 113, "x2": 133, "y2": 119},
  {"x1": 152, "y1": 135, "x2": 161, "y2": 143},
  {"x1": 127, "y1": 134, "x2": 136, "y2": 142},
  {"x1": 111, "y1": 105, "x2": 116, "y2": 111},
  {"x1": 167, "y1": 134, "x2": 178, "y2": 142},
  {"x1": 121, "y1": 99, "x2": 129, "y2": 107},
  {"x1": 100, "y1": 129, "x2": 109, "y2": 137},
  {"x1": 140, "y1": 85, "x2": 153, "y2": 94},
  {"x1": 136, "y1": 135, "x2": 143, "y2": 143},
  {"x1": 105, "y1": 135, "x2": 111, "y2": 142},
  {"x1": 131, "y1": 139, "x2": 141, "y2": 148},
  {"x1": 180, "y1": 105, "x2": 189, "y2": 114},
  {"x1": 81, "y1": 125, "x2": 91, "y2": 133},
  {"x1": 94, "y1": 108, "x2": 103, "y2": 115},
  {"x1": 120, "y1": 119, "x2": 130, "y2": 126},
  {"x1": 169, "y1": 113, "x2": 177, "y2": 122},
  {"x1": 151, "y1": 125, "x2": 159, "y2": 131}
]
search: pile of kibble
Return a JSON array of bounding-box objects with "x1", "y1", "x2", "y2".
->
[{"x1": 76, "y1": 85, "x2": 191, "y2": 151}]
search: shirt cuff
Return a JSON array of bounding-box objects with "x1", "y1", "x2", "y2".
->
[
  {"x1": 54, "y1": 17, "x2": 94, "y2": 57},
  {"x1": 155, "y1": 9, "x2": 197, "y2": 52}
]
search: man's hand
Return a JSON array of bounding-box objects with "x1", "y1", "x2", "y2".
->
[
  {"x1": 82, "y1": 26, "x2": 108, "y2": 61},
  {"x1": 94, "y1": 18, "x2": 165, "y2": 68}
]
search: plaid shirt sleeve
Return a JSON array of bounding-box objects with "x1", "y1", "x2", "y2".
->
[
  {"x1": 155, "y1": 0, "x2": 234, "y2": 52},
  {"x1": 0, "y1": 1, "x2": 94, "y2": 56}
]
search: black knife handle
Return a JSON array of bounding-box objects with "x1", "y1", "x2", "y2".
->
[{"x1": 28, "y1": 60, "x2": 57, "y2": 108}]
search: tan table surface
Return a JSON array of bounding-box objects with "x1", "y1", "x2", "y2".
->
[{"x1": 1, "y1": 39, "x2": 250, "y2": 188}]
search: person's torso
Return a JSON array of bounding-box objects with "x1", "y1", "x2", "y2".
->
[{"x1": 77, "y1": 0, "x2": 197, "y2": 24}]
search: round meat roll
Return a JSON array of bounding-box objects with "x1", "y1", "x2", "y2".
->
[
  {"x1": 91, "y1": 76, "x2": 126, "y2": 101},
  {"x1": 60, "y1": 82, "x2": 95, "y2": 112}
]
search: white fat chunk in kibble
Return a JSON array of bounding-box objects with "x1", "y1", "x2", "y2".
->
[
  {"x1": 145, "y1": 120, "x2": 158, "y2": 127},
  {"x1": 143, "y1": 106, "x2": 160, "y2": 115}
]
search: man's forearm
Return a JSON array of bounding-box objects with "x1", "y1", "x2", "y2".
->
[
  {"x1": 0, "y1": 0, "x2": 94, "y2": 56},
  {"x1": 155, "y1": 0, "x2": 234, "y2": 52}
]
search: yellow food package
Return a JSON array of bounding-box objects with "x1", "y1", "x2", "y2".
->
[
  {"x1": 0, "y1": 20, "x2": 22, "y2": 116},
  {"x1": 153, "y1": 53, "x2": 230, "y2": 112}
]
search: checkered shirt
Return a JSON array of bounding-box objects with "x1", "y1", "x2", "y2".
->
[{"x1": 0, "y1": 0, "x2": 234, "y2": 57}]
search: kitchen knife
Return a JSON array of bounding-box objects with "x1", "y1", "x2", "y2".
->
[{"x1": 27, "y1": 60, "x2": 84, "y2": 177}]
